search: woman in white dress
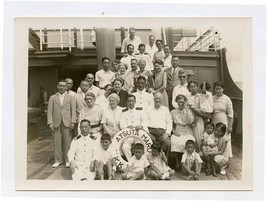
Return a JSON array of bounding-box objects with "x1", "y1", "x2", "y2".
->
[
  {"x1": 78, "y1": 92, "x2": 103, "y2": 143},
  {"x1": 95, "y1": 84, "x2": 113, "y2": 109},
  {"x1": 101, "y1": 93, "x2": 123, "y2": 139},
  {"x1": 170, "y1": 94, "x2": 195, "y2": 171}
]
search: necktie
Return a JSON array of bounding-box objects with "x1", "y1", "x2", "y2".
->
[{"x1": 172, "y1": 68, "x2": 176, "y2": 78}]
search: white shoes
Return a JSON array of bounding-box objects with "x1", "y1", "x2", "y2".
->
[
  {"x1": 220, "y1": 166, "x2": 227, "y2": 175},
  {"x1": 52, "y1": 162, "x2": 61, "y2": 168},
  {"x1": 65, "y1": 162, "x2": 70, "y2": 167}
]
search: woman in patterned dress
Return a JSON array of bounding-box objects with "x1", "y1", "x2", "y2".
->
[
  {"x1": 152, "y1": 60, "x2": 169, "y2": 107},
  {"x1": 212, "y1": 81, "x2": 234, "y2": 159},
  {"x1": 170, "y1": 94, "x2": 195, "y2": 171},
  {"x1": 187, "y1": 81, "x2": 205, "y2": 152},
  {"x1": 133, "y1": 59, "x2": 154, "y2": 92}
]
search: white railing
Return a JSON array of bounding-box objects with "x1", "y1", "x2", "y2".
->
[
  {"x1": 37, "y1": 28, "x2": 96, "y2": 51},
  {"x1": 173, "y1": 27, "x2": 221, "y2": 52}
]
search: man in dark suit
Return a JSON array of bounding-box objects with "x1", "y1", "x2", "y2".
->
[
  {"x1": 165, "y1": 55, "x2": 183, "y2": 110},
  {"x1": 47, "y1": 79, "x2": 76, "y2": 168}
]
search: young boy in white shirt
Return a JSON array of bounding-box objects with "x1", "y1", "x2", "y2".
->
[
  {"x1": 122, "y1": 143, "x2": 150, "y2": 180},
  {"x1": 97, "y1": 134, "x2": 117, "y2": 180},
  {"x1": 181, "y1": 140, "x2": 203, "y2": 180}
]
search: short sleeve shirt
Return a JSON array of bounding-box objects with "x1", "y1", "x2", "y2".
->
[
  {"x1": 181, "y1": 151, "x2": 203, "y2": 168},
  {"x1": 95, "y1": 69, "x2": 115, "y2": 88},
  {"x1": 99, "y1": 145, "x2": 116, "y2": 164},
  {"x1": 128, "y1": 155, "x2": 150, "y2": 173}
]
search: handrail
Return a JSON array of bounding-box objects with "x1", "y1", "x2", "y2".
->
[
  {"x1": 34, "y1": 27, "x2": 221, "y2": 53},
  {"x1": 171, "y1": 27, "x2": 221, "y2": 52}
]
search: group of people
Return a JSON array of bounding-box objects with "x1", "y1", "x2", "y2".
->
[{"x1": 47, "y1": 27, "x2": 234, "y2": 181}]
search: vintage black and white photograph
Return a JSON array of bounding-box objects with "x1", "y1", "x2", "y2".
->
[{"x1": 14, "y1": 17, "x2": 252, "y2": 190}]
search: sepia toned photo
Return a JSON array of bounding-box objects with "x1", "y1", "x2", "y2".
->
[{"x1": 15, "y1": 17, "x2": 252, "y2": 191}]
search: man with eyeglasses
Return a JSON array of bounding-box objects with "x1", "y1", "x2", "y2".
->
[
  {"x1": 77, "y1": 73, "x2": 101, "y2": 98},
  {"x1": 171, "y1": 69, "x2": 190, "y2": 109},
  {"x1": 165, "y1": 55, "x2": 183, "y2": 110}
]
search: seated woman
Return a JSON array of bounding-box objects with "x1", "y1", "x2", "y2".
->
[
  {"x1": 170, "y1": 94, "x2": 195, "y2": 172},
  {"x1": 78, "y1": 92, "x2": 103, "y2": 143},
  {"x1": 101, "y1": 93, "x2": 123, "y2": 139},
  {"x1": 112, "y1": 77, "x2": 128, "y2": 108}
]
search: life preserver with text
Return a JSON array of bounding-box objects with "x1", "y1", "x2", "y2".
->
[{"x1": 112, "y1": 128, "x2": 153, "y2": 171}]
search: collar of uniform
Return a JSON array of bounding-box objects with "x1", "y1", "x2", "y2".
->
[
  {"x1": 137, "y1": 89, "x2": 145, "y2": 93},
  {"x1": 81, "y1": 134, "x2": 90, "y2": 139},
  {"x1": 129, "y1": 107, "x2": 135, "y2": 111}
]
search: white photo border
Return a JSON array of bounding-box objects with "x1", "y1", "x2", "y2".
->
[{"x1": 2, "y1": 1, "x2": 266, "y2": 200}]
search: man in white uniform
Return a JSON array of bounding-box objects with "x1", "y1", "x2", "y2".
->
[
  {"x1": 68, "y1": 119, "x2": 100, "y2": 181},
  {"x1": 134, "y1": 43, "x2": 153, "y2": 71},
  {"x1": 120, "y1": 94, "x2": 148, "y2": 161},
  {"x1": 131, "y1": 76, "x2": 154, "y2": 111}
]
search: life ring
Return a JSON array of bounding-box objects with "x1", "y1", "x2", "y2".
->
[{"x1": 112, "y1": 128, "x2": 153, "y2": 171}]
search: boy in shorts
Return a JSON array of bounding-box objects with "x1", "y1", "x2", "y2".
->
[
  {"x1": 181, "y1": 140, "x2": 203, "y2": 180},
  {"x1": 122, "y1": 143, "x2": 150, "y2": 180},
  {"x1": 97, "y1": 134, "x2": 117, "y2": 180}
]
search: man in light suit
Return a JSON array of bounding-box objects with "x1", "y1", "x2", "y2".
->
[
  {"x1": 165, "y1": 55, "x2": 183, "y2": 110},
  {"x1": 47, "y1": 79, "x2": 76, "y2": 168}
]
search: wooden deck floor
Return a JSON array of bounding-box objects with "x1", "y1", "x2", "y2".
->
[{"x1": 27, "y1": 132, "x2": 242, "y2": 181}]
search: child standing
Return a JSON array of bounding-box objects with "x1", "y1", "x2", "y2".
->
[
  {"x1": 199, "y1": 81, "x2": 214, "y2": 123},
  {"x1": 147, "y1": 142, "x2": 175, "y2": 180},
  {"x1": 122, "y1": 143, "x2": 150, "y2": 180},
  {"x1": 206, "y1": 122, "x2": 229, "y2": 175},
  {"x1": 181, "y1": 140, "x2": 203, "y2": 180},
  {"x1": 97, "y1": 134, "x2": 117, "y2": 180},
  {"x1": 201, "y1": 122, "x2": 218, "y2": 177}
]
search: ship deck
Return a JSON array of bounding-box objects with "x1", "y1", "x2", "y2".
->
[{"x1": 27, "y1": 128, "x2": 242, "y2": 181}]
